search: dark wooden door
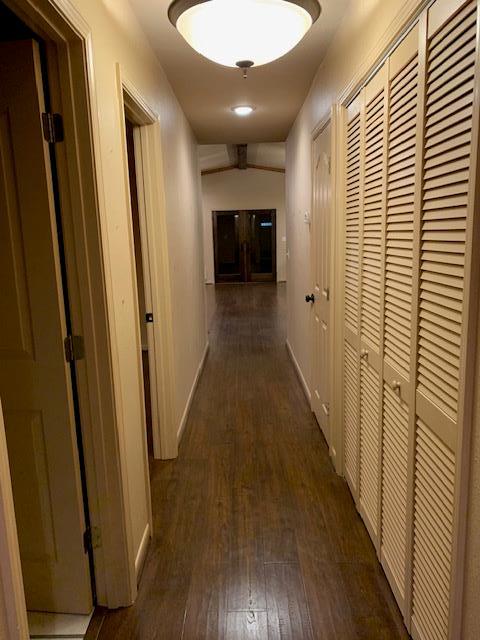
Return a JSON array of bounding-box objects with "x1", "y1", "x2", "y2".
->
[
  {"x1": 213, "y1": 210, "x2": 276, "y2": 283},
  {"x1": 247, "y1": 210, "x2": 276, "y2": 282},
  {"x1": 212, "y1": 211, "x2": 242, "y2": 282}
]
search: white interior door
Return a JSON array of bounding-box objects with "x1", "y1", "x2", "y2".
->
[
  {"x1": 0, "y1": 40, "x2": 92, "y2": 614},
  {"x1": 311, "y1": 124, "x2": 332, "y2": 444}
]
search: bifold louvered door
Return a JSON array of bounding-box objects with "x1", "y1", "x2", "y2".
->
[
  {"x1": 411, "y1": 1, "x2": 478, "y2": 639},
  {"x1": 341, "y1": 0, "x2": 480, "y2": 637},
  {"x1": 358, "y1": 66, "x2": 387, "y2": 547},
  {"x1": 381, "y1": 25, "x2": 420, "y2": 615},
  {"x1": 343, "y1": 98, "x2": 361, "y2": 496}
]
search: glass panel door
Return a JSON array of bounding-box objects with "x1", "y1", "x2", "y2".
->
[
  {"x1": 213, "y1": 211, "x2": 242, "y2": 282},
  {"x1": 248, "y1": 210, "x2": 276, "y2": 282}
]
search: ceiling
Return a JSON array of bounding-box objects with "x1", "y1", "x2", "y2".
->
[
  {"x1": 199, "y1": 143, "x2": 285, "y2": 172},
  {"x1": 129, "y1": 0, "x2": 350, "y2": 143}
]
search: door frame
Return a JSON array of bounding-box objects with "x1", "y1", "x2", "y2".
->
[
  {"x1": 118, "y1": 66, "x2": 178, "y2": 463},
  {"x1": 0, "y1": 0, "x2": 139, "y2": 626}
]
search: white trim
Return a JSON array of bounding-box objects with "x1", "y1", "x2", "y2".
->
[
  {"x1": 134, "y1": 523, "x2": 150, "y2": 583},
  {"x1": 118, "y1": 65, "x2": 178, "y2": 462},
  {"x1": 286, "y1": 339, "x2": 311, "y2": 402},
  {"x1": 3, "y1": 0, "x2": 136, "y2": 609},
  {"x1": 177, "y1": 342, "x2": 210, "y2": 443}
]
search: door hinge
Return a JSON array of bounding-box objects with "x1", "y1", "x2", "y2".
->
[
  {"x1": 83, "y1": 526, "x2": 101, "y2": 553},
  {"x1": 146, "y1": 312, "x2": 154, "y2": 323},
  {"x1": 42, "y1": 112, "x2": 64, "y2": 143},
  {"x1": 64, "y1": 335, "x2": 85, "y2": 363}
]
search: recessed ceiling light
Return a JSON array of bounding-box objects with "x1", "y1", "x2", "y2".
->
[
  {"x1": 232, "y1": 105, "x2": 255, "y2": 117},
  {"x1": 168, "y1": 0, "x2": 321, "y2": 69}
]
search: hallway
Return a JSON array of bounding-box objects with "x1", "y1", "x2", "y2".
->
[{"x1": 98, "y1": 284, "x2": 408, "y2": 639}]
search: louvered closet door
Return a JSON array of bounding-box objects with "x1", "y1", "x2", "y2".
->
[
  {"x1": 358, "y1": 65, "x2": 387, "y2": 545},
  {"x1": 343, "y1": 98, "x2": 362, "y2": 496},
  {"x1": 380, "y1": 25, "x2": 420, "y2": 615},
  {"x1": 411, "y1": 1, "x2": 478, "y2": 639}
]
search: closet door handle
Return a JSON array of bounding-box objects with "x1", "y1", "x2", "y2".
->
[
  {"x1": 392, "y1": 380, "x2": 401, "y2": 393},
  {"x1": 360, "y1": 349, "x2": 368, "y2": 360}
]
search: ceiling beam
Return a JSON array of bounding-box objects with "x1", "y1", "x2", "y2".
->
[
  {"x1": 246, "y1": 163, "x2": 285, "y2": 173},
  {"x1": 237, "y1": 144, "x2": 248, "y2": 170},
  {"x1": 200, "y1": 164, "x2": 237, "y2": 176},
  {"x1": 201, "y1": 163, "x2": 285, "y2": 176}
]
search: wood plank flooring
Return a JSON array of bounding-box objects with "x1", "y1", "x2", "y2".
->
[{"x1": 98, "y1": 283, "x2": 409, "y2": 639}]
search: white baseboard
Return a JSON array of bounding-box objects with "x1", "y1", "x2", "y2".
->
[
  {"x1": 286, "y1": 339, "x2": 311, "y2": 402},
  {"x1": 177, "y1": 341, "x2": 210, "y2": 443},
  {"x1": 135, "y1": 523, "x2": 150, "y2": 583}
]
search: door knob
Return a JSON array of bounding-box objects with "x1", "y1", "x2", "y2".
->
[
  {"x1": 305, "y1": 293, "x2": 315, "y2": 303},
  {"x1": 392, "y1": 380, "x2": 401, "y2": 393}
]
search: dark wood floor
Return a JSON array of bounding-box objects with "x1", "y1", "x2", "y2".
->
[{"x1": 97, "y1": 283, "x2": 409, "y2": 639}]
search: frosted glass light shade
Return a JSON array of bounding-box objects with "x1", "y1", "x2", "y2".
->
[{"x1": 168, "y1": 0, "x2": 321, "y2": 68}]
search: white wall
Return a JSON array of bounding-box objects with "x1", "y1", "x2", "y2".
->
[
  {"x1": 202, "y1": 168, "x2": 286, "y2": 283},
  {"x1": 62, "y1": 0, "x2": 206, "y2": 585}
]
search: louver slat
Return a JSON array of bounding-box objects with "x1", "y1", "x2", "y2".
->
[{"x1": 385, "y1": 54, "x2": 418, "y2": 379}]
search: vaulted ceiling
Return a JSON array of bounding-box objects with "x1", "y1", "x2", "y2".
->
[
  {"x1": 199, "y1": 143, "x2": 285, "y2": 172},
  {"x1": 129, "y1": 0, "x2": 350, "y2": 143}
]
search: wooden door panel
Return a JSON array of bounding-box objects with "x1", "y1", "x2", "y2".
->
[
  {"x1": 0, "y1": 40, "x2": 92, "y2": 614},
  {"x1": 213, "y1": 211, "x2": 242, "y2": 282},
  {"x1": 5, "y1": 410, "x2": 56, "y2": 563},
  {"x1": 343, "y1": 100, "x2": 361, "y2": 496},
  {"x1": 0, "y1": 111, "x2": 34, "y2": 359},
  {"x1": 359, "y1": 359, "x2": 381, "y2": 539},
  {"x1": 247, "y1": 210, "x2": 276, "y2": 282},
  {"x1": 312, "y1": 125, "x2": 331, "y2": 443},
  {"x1": 381, "y1": 383, "x2": 409, "y2": 609}
]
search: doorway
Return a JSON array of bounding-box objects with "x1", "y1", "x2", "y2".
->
[
  {"x1": 213, "y1": 209, "x2": 276, "y2": 283},
  {"x1": 309, "y1": 123, "x2": 332, "y2": 445},
  {"x1": 0, "y1": 2, "x2": 94, "y2": 630},
  {"x1": 125, "y1": 118, "x2": 153, "y2": 467}
]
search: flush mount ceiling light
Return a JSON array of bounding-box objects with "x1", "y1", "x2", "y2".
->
[
  {"x1": 168, "y1": 0, "x2": 321, "y2": 70},
  {"x1": 232, "y1": 105, "x2": 255, "y2": 116}
]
